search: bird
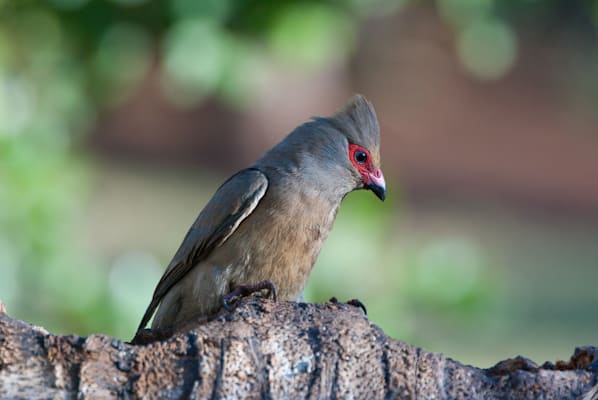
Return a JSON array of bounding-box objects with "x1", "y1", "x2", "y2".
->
[{"x1": 135, "y1": 94, "x2": 386, "y2": 337}]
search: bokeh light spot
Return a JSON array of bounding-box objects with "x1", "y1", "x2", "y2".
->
[
  {"x1": 93, "y1": 23, "x2": 151, "y2": 105},
  {"x1": 162, "y1": 19, "x2": 229, "y2": 105},
  {"x1": 268, "y1": 4, "x2": 355, "y2": 69},
  {"x1": 457, "y1": 17, "x2": 517, "y2": 80},
  {"x1": 0, "y1": 75, "x2": 35, "y2": 135}
]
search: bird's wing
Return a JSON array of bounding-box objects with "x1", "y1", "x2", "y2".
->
[{"x1": 136, "y1": 168, "x2": 269, "y2": 331}]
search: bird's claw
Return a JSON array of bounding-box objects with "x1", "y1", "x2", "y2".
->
[
  {"x1": 223, "y1": 280, "x2": 278, "y2": 312},
  {"x1": 347, "y1": 299, "x2": 367, "y2": 315},
  {"x1": 328, "y1": 297, "x2": 367, "y2": 315}
]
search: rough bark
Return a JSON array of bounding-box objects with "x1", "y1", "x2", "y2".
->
[{"x1": 0, "y1": 298, "x2": 596, "y2": 399}]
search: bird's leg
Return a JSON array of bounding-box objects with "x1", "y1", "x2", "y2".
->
[
  {"x1": 223, "y1": 280, "x2": 278, "y2": 311},
  {"x1": 329, "y1": 296, "x2": 368, "y2": 315}
]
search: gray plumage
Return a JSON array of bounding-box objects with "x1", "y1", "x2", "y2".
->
[{"x1": 137, "y1": 94, "x2": 385, "y2": 333}]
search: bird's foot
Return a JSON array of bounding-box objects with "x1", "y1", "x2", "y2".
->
[
  {"x1": 329, "y1": 296, "x2": 367, "y2": 315},
  {"x1": 223, "y1": 280, "x2": 278, "y2": 312}
]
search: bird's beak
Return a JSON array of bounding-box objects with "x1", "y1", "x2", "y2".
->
[{"x1": 366, "y1": 168, "x2": 386, "y2": 201}]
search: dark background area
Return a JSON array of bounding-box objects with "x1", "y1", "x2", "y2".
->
[{"x1": 0, "y1": 0, "x2": 597, "y2": 367}]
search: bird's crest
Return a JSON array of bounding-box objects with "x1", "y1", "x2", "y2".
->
[{"x1": 328, "y1": 94, "x2": 380, "y2": 160}]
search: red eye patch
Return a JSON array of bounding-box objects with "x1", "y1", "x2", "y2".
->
[{"x1": 349, "y1": 144, "x2": 372, "y2": 171}]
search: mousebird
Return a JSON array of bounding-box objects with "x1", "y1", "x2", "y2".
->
[{"x1": 136, "y1": 94, "x2": 386, "y2": 335}]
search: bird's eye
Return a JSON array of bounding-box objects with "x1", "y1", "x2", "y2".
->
[{"x1": 354, "y1": 150, "x2": 368, "y2": 164}]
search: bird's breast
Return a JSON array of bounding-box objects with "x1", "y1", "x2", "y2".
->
[{"x1": 216, "y1": 186, "x2": 340, "y2": 301}]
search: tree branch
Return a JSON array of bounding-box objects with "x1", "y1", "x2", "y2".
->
[{"x1": 0, "y1": 299, "x2": 596, "y2": 399}]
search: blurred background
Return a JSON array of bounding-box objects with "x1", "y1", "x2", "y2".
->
[{"x1": 1, "y1": 0, "x2": 597, "y2": 367}]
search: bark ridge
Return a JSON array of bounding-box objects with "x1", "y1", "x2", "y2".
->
[{"x1": 0, "y1": 299, "x2": 596, "y2": 399}]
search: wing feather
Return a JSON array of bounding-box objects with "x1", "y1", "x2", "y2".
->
[{"x1": 136, "y1": 168, "x2": 268, "y2": 331}]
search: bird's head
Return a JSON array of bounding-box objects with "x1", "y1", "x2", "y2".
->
[
  {"x1": 347, "y1": 142, "x2": 386, "y2": 201},
  {"x1": 257, "y1": 94, "x2": 385, "y2": 201},
  {"x1": 329, "y1": 94, "x2": 386, "y2": 201}
]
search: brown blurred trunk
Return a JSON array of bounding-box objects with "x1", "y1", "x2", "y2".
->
[{"x1": 0, "y1": 299, "x2": 596, "y2": 399}]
